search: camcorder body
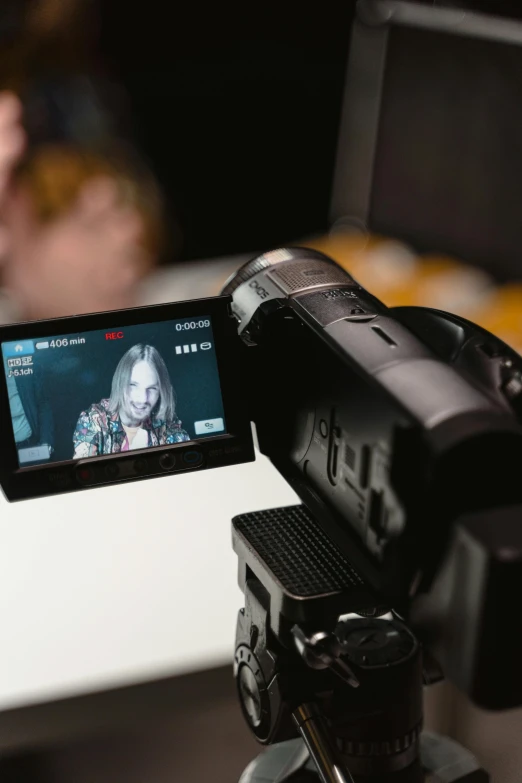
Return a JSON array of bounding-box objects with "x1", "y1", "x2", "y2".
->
[
  {"x1": 224, "y1": 249, "x2": 522, "y2": 603},
  {"x1": 224, "y1": 248, "x2": 522, "y2": 710},
  {"x1": 0, "y1": 248, "x2": 521, "y2": 709}
]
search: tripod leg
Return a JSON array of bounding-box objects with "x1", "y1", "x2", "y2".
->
[
  {"x1": 293, "y1": 703, "x2": 355, "y2": 783},
  {"x1": 239, "y1": 739, "x2": 311, "y2": 783}
]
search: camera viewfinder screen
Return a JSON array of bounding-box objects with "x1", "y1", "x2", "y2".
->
[{"x1": 1, "y1": 316, "x2": 227, "y2": 468}]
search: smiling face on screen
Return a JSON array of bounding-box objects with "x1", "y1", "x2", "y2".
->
[{"x1": 120, "y1": 360, "x2": 160, "y2": 427}]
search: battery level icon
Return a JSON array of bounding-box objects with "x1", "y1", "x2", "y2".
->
[{"x1": 35, "y1": 341, "x2": 50, "y2": 350}]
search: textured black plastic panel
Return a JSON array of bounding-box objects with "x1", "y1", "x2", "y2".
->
[
  {"x1": 233, "y1": 505, "x2": 363, "y2": 597},
  {"x1": 267, "y1": 260, "x2": 353, "y2": 294}
]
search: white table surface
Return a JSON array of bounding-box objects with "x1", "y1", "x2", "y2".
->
[{"x1": 0, "y1": 451, "x2": 298, "y2": 713}]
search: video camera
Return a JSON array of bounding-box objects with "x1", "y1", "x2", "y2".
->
[{"x1": 1, "y1": 248, "x2": 521, "y2": 779}]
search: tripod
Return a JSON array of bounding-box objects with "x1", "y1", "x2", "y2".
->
[{"x1": 232, "y1": 505, "x2": 489, "y2": 783}]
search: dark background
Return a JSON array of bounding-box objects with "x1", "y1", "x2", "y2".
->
[
  {"x1": 93, "y1": 0, "x2": 522, "y2": 263},
  {"x1": 4, "y1": 0, "x2": 522, "y2": 265},
  {"x1": 94, "y1": 1, "x2": 358, "y2": 260},
  {"x1": 15, "y1": 317, "x2": 225, "y2": 462}
]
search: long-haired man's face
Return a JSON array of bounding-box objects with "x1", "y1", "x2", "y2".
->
[{"x1": 121, "y1": 360, "x2": 160, "y2": 426}]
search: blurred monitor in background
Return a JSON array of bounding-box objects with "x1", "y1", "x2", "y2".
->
[
  {"x1": 0, "y1": 142, "x2": 166, "y2": 322},
  {"x1": 434, "y1": 0, "x2": 522, "y2": 17},
  {"x1": 331, "y1": 1, "x2": 522, "y2": 283}
]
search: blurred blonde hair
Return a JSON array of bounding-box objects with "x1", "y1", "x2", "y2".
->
[{"x1": 13, "y1": 144, "x2": 167, "y2": 271}]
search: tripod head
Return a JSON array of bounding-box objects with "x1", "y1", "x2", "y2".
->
[
  {"x1": 233, "y1": 505, "x2": 425, "y2": 782},
  {"x1": 232, "y1": 503, "x2": 496, "y2": 782}
]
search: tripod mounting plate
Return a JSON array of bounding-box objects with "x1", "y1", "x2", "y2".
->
[{"x1": 233, "y1": 505, "x2": 380, "y2": 631}]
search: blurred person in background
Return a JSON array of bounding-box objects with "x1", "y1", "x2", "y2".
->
[
  {"x1": 0, "y1": 135, "x2": 165, "y2": 322},
  {"x1": 0, "y1": 92, "x2": 25, "y2": 251},
  {"x1": 0, "y1": 0, "x2": 173, "y2": 323}
]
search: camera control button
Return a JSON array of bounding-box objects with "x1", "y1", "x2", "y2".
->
[
  {"x1": 134, "y1": 458, "x2": 148, "y2": 474},
  {"x1": 104, "y1": 462, "x2": 120, "y2": 479},
  {"x1": 76, "y1": 467, "x2": 95, "y2": 484},
  {"x1": 183, "y1": 450, "x2": 203, "y2": 467},
  {"x1": 502, "y1": 370, "x2": 522, "y2": 417},
  {"x1": 319, "y1": 419, "x2": 328, "y2": 438},
  {"x1": 194, "y1": 417, "x2": 224, "y2": 435},
  {"x1": 344, "y1": 312, "x2": 377, "y2": 322},
  {"x1": 159, "y1": 453, "x2": 177, "y2": 471}
]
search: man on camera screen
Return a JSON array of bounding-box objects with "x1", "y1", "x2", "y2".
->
[{"x1": 73, "y1": 343, "x2": 190, "y2": 457}]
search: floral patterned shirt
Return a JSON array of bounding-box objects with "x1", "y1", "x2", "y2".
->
[{"x1": 73, "y1": 398, "x2": 190, "y2": 457}]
